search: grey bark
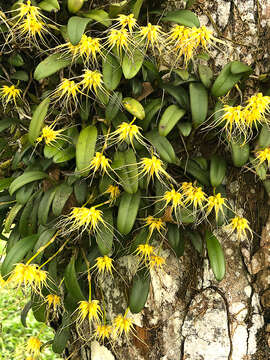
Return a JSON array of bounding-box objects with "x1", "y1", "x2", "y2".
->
[{"x1": 65, "y1": 1, "x2": 270, "y2": 359}]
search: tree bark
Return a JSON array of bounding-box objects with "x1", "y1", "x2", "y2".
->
[{"x1": 65, "y1": 1, "x2": 270, "y2": 359}]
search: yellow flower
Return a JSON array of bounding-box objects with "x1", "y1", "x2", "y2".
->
[
  {"x1": 168, "y1": 25, "x2": 218, "y2": 67},
  {"x1": 135, "y1": 244, "x2": 154, "y2": 261},
  {"x1": 36, "y1": 124, "x2": 66, "y2": 146},
  {"x1": 88, "y1": 152, "x2": 112, "y2": 175},
  {"x1": 9, "y1": 263, "x2": 47, "y2": 293},
  {"x1": 26, "y1": 336, "x2": 42, "y2": 357},
  {"x1": 162, "y1": 188, "x2": 184, "y2": 214},
  {"x1": 206, "y1": 193, "x2": 226, "y2": 220},
  {"x1": 245, "y1": 93, "x2": 270, "y2": 127},
  {"x1": 144, "y1": 215, "x2": 166, "y2": 237},
  {"x1": 108, "y1": 119, "x2": 145, "y2": 148},
  {"x1": 51, "y1": 78, "x2": 80, "y2": 109},
  {"x1": 63, "y1": 206, "x2": 105, "y2": 235},
  {"x1": 112, "y1": 309, "x2": 134, "y2": 338},
  {"x1": 183, "y1": 184, "x2": 207, "y2": 212},
  {"x1": 117, "y1": 14, "x2": 137, "y2": 32},
  {"x1": 95, "y1": 324, "x2": 112, "y2": 342},
  {"x1": 94, "y1": 256, "x2": 114, "y2": 275},
  {"x1": 16, "y1": 0, "x2": 42, "y2": 21},
  {"x1": 219, "y1": 105, "x2": 247, "y2": 141},
  {"x1": 139, "y1": 23, "x2": 164, "y2": 52},
  {"x1": 107, "y1": 28, "x2": 132, "y2": 55},
  {"x1": 79, "y1": 35, "x2": 102, "y2": 64},
  {"x1": 80, "y1": 69, "x2": 104, "y2": 96},
  {"x1": 138, "y1": 155, "x2": 173, "y2": 184},
  {"x1": 149, "y1": 255, "x2": 165, "y2": 269},
  {"x1": 0, "y1": 84, "x2": 21, "y2": 107},
  {"x1": 105, "y1": 184, "x2": 120, "y2": 204},
  {"x1": 255, "y1": 147, "x2": 270, "y2": 168},
  {"x1": 77, "y1": 300, "x2": 102, "y2": 325},
  {"x1": 229, "y1": 216, "x2": 252, "y2": 239},
  {"x1": 46, "y1": 294, "x2": 61, "y2": 312},
  {"x1": 16, "y1": 14, "x2": 48, "y2": 47}
]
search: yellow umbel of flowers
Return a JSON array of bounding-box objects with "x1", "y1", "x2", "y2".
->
[
  {"x1": 26, "y1": 336, "x2": 42, "y2": 357},
  {"x1": 46, "y1": 294, "x2": 61, "y2": 312},
  {"x1": 149, "y1": 254, "x2": 165, "y2": 269},
  {"x1": 112, "y1": 309, "x2": 134, "y2": 338},
  {"x1": 112, "y1": 121, "x2": 143, "y2": 147},
  {"x1": 36, "y1": 124, "x2": 65, "y2": 146},
  {"x1": 184, "y1": 184, "x2": 207, "y2": 212},
  {"x1": 94, "y1": 256, "x2": 114, "y2": 275},
  {"x1": 139, "y1": 23, "x2": 164, "y2": 52},
  {"x1": 52, "y1": 78, "x2": 80, "y2": 108},
  {"x1": 88, "y1": 152, "x2": 112, "y2": 175},
  {"x1": 135, "y1": 244, "x2": 154, "y2": 261},
  {"x1": 80, "y1": 69, "x2": 103, "y2": 95},
  {"x1": 117, "y1": 13, "x2": 137, "y2": 32},
  {"x1": 105, "y1": 184, "x2": 120, "y2": 204},
  {"x1": 144, "y1": 215, "x2": 166, "y2": 237},
  {"x1": 77, "y1": 300, "x2": 102, "y2": 325},
  {"x1": 79, "y1": 35, "x2": 102, "y2": 64},
  {"x1": 255, "y1": 147, "x2": 270, "y2": 168},
  {"x1": 138, "y1": 155, "x2": 173, "y2": 184},
  {"x1": 65, "y1": 206, "x2": 104, "y2": 234},
  {"x1": 0, "y1": 84, "x2": 21, "y2": 106},
  {"x1": 229, "y1": 216, "x2": 252, "y2": 238},
  {"x1": 95, "y1": 324, "x2": 112, "y2": 342},
  {"x1": 107, "y1": 28, "x2": 131, "y2": 55},
  {"x1": 245, "y1": 93, "x2": 270, "y2": 127},
  {"x1": 207, "y1": 193, "x2": 226, "y2": 220},
  {"x1": 9, "y1": 263, "x2": 47, "y2": 292},
  {"x1": 17, "y1": 0, "x2": 41, "y2": 21},
  {"x1": 162, "y1": 188, "x2": 184, "y2": 212}
]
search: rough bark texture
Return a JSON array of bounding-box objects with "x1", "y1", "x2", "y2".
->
[{"x1": 65, "y1": 1, "x2": 270, "y2": 359}]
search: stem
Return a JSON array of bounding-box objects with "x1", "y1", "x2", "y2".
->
[{"x1": 27, "y1": 231, "x2": 58, "y2": 265}]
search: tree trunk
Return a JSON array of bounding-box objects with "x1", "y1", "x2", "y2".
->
[{"x1": 65, "y1": 1, "x2": 270, "y2": 359}]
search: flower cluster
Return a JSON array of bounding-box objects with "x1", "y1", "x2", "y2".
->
[{"x1": 214, "y1": 93, "x2": 270, "y2": 143}]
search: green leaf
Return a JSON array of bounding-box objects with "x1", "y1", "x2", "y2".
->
[
  {"x1": 96, "y1": 209, "x2": 114, "y2": 255},
  {"x1": 159, "y1": 104, "x2": 186, "y2": 136},
  {"x1": 163, "y1": 9, "x2": 200, "y2": 28},
  {"x1": 231, "y1": 140, "x2": 250, "y2": 167},
  {"x1": 129, "y1": 268, "x2": 150, "y2": 313},
  {"x1": 53, "y1": 146, "x2": 75, "y2": 163},
  {"x1": 142, "y1": 98, "x2": 164, "y2": 131},
  {"x1": 11, "y1": 70, "x2": 29, "y2": 81},
  {"x1": 76, "y1": 125, "x2": 97, "y2": 175},
  {"x1": 146, "y1": 130, "x2": 177, "y2": 164},
  {"x1": 38, "y1": 0, "x2": 60, "y2": 11},
  {"x1": 162, "y1": 84, "x2": 189, "y2": 109},
  {"x1": 28, "y1": 97, "x2": 50, "y2": 145},
  {"x1": 52, "y1": 184, "x2": 73, "y2": 216},
  {"x1": 67, "y1": 0, "x2": 84, "y2": 13},
  {"x1": 34, "y1": 54, "x2": 71, "y2": 81},
  {"x1": 8, "y1": 53, "x2": 24, "y2": 67},
  {"x1": 122, "y1": 49, "x2": 145, "y2": 79},
  {"x1": 109, "y1": 1, "x2": 128, "y2": 17},
  {"x1": 67, "y1": 16, "x2": 93, "y2": 45},
  {"x1": 9, "y1": 171, "x2": 47, "y2": 196},
  {"x1": 122, "y1": 97, "x2": 145, "y2": 120},
  {"x1": 0, "y1": 178, "x2": 14, "y2": 191},
  {"x1": 103, "y1": 54, "x2": 122, "y2": 91},
  {"x1": 189, "y1": 82, "x2": 208, "y2": 127},
  {"x1": 198, "y1": 64, "x2": 213, "y2": 88},
  {"x1": 206, "y1": 230, "x2": 226, "y2": 281},
  {"x1": 105, "y1": 92, "x2": 122, "y2": 122},
  {"x1": 38, "y1": 187, "x2": 57, "y2": 225},
  {"x1": 82, "y1": 9, "x2": 112, "y2": 27},
  {"x1": 211, "y1": 62, "x2": 242, "y2": 97},
  {"x1": 132, "y1": 0, "x2": 145, "y2": 19},
  {"x1": 0, "y1": 118, "x2": 18, "y2": 132},
  {"x1": 230, "y1": 61, "x2": 252, "y2": 75}
]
